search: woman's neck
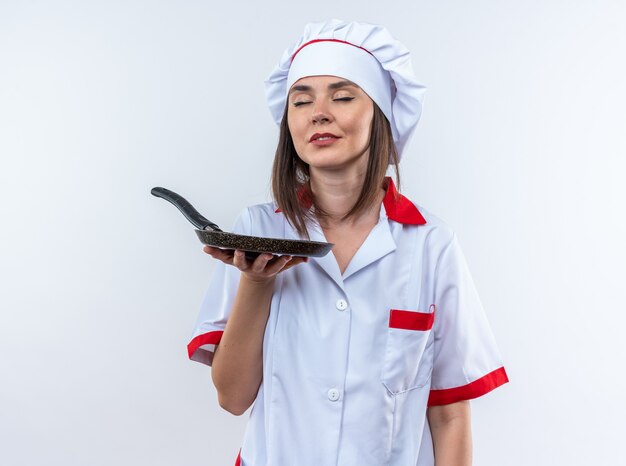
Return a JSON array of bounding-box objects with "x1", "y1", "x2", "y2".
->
[{"x1": 308, "y1": 170, "x2": 385, "y2": 229}]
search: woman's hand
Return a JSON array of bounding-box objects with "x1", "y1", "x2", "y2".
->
[{"x1": 203, "y1": 246, "x2": 308, "y2": 283}]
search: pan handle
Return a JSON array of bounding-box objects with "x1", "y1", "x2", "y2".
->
[{"x1": 151, "y1": 187, "x2": 223, "y2": 232}]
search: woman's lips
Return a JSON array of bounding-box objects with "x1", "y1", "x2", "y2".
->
[{"x1": 310, "y1": 136, "x2": 340, "y2": 146}]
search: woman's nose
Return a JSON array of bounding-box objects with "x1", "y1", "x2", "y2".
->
[
  {"x1": 312, "y1": 112, "x2": 329, "y2": 123},
  {"x1": 311, "y1": 101, "x2": 332, "y2": 124}
]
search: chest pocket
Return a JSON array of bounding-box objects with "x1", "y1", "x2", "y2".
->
[{"x1": 380, "y1": 307, "x2": 435, "y2": 395}]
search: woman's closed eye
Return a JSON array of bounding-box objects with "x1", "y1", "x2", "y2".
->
[{"x1": 292, "y1": 97, "x2": 355, "y2": 107}]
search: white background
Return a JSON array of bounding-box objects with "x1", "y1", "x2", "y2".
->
[{"x1": 1, "y1": 1, "x2": 625, "y2": 465}]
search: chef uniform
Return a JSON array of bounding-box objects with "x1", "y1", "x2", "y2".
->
[{"x1": 188, "y1": 19, "x2": 509, "y2": 466}]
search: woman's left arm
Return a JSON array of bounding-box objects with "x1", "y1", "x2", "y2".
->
[{"x1": 427, "y1": 400, "x2": 473, "y2": 466}]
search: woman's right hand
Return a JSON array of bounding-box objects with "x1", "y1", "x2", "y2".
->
[{"x1": 202, "y1": 246, "x2": 308, "y2": 283}]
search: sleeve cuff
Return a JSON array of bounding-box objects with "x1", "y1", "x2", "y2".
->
[
  {"x1": 187, "y1": 330, "x2": 224, "y2": 366},
  {"x1": 427, "y1": 366, "x2": 509, "y2": 406}
]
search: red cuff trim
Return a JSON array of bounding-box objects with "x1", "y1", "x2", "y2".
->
[
  {"x1": 187, "y1": 330, "x2": 224, "y2": 359},
  {"x1": 427, "y1": 366, "x2": 509, "y2": 406}
]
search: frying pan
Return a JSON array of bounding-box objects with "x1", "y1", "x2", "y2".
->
[{"x1": 151, "y1": 187, "x2": 333, "y2": 259}]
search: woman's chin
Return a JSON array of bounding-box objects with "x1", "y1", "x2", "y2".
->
[{"x1": 300, "y1": 151, "x2": 370, "y2": 173}]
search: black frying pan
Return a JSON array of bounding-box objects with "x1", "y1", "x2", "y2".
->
[{"x1": 151, "y1": 187, "x2": 333, "y2": 259}]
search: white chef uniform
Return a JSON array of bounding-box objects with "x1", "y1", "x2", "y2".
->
[{"x1": 188, "y1": 177, "x2": 509, "y2": 466}]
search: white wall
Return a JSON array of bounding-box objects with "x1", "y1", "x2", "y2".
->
[{"x1": 1, "y1": 1, "x2": 625, "y2": 464}]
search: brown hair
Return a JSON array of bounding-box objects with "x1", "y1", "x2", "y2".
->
[{"x1": 271, "y1": 100, "x2": 400, "y2": 239}]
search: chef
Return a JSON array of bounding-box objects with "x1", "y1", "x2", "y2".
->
[{"x1": 188, "y1": 18, "x2": 509, "y2": 466}]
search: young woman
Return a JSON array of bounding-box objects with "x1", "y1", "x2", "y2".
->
[{"x1": 188, "y1": 19, "x2": 509, "y2": 466}]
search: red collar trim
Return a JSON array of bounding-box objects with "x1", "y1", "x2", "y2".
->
[
  {"x1": 274, "y1": 184, "x2": 312, "y2": 213},
  {"x1": 382, "y1": 177, "x2": 427, "y2": 225},
  {"x1": 275, "y1": 177, "x2": 426, "y2": 226}
]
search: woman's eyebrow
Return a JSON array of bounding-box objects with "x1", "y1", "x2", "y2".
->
[{"x1": 289, "y1": 80, "x2": 358, "y2": 95}]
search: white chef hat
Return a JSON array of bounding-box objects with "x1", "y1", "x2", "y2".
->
[{"x1": 264, "y1": 18, "x2": 427, "y2": 161}]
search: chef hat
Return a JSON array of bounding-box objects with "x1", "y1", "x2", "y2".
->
[{"x1": 264, "y1": 18, "x2": 427, "y2": 161}]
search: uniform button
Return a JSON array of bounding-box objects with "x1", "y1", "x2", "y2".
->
[
  {"x1": 327, "y1": 388, "x2": 340, "y2": 401},
  {"x1": 335, "y1": 299, "x2": 348, "y2": 311}
]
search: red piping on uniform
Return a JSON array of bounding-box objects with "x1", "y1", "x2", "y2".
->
[
  {"x1": 187, "y1": 330, "x2": 224, "y2": 359},
  {"x1": 291, "y1": 38, "x2": 374, "y2": 62},
  {"x1": 235, "y1": 449, "x2": 241, "y2": 466},
  {"x1": 427, "y1": 366, "x2": 510, "y2": 406}
]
